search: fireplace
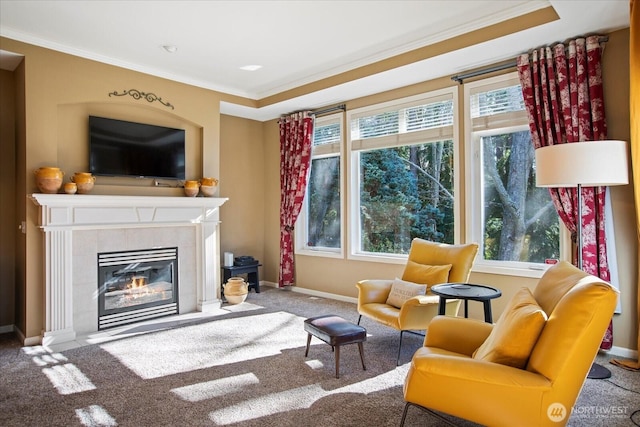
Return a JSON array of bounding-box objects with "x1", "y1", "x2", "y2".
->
[
  {"x1": 97, "y1": 248, "x2": 179, "y2": 329},
  {"x1": 30, "y1": 194, "x2": 227, "y2": 346}
]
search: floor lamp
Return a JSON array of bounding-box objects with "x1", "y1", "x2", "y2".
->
[{"x1": 535, "y1": 140, "x2": 629, "y2": 379}]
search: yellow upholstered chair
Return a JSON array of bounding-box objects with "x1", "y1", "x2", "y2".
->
[
  {"x1": 356, "y1": 238, "x2": 478, "y2": 364},
  {"x1": 401, "y1": 261, "x2": 619, "y2": 427}
]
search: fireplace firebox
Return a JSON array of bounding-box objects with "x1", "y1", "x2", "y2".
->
[{"x1": 97, "y1": 248, "x2": 179, "y2": 330}]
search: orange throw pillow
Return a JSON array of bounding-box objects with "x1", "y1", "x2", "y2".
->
[
  {"x1": 401, "y1": 262, "x2": 451, "y2": 288},
  {"x1": 473, "y1": 287, "x2": 547, "y2": 369}
]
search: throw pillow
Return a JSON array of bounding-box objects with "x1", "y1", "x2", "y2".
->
[
  {"x1": 401, "y1": 262, "x2": 452, "y2": 288},
  {"x1": 385, "y1": 277, "x2": 427, "y2": 308},
  {"x1": 473, "y1": 287, "x2": 547, "y2": 369}
]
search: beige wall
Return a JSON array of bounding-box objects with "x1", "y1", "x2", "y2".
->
[{"x1": 219, "y1": 114, "x2": 266, "y2": 272}]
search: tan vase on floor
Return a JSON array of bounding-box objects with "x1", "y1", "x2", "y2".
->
[
  {"x1": 34, "y1": 167, "x2": 64, "y2": 194},
  {"x1": 223, "y1": 277, "x2": 248, "y2": 304}
]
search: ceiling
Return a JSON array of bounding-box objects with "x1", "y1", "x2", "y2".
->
[{"x1": 0, "y1": 1, "x2": 630, "y2": 121}]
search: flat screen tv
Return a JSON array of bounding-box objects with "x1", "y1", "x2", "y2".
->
[{"x1": 89, "y1": 116, "x2": 186, "y2": 180}]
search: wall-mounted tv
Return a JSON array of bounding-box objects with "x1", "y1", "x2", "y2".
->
[{"x1": 89, "y1": 116, "x2": 186, "y2": 180}]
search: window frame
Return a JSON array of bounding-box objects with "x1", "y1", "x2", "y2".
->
[
  {"x1": 464, "y1": 72, "x2": 571, "y2": 278},
  {"x1": 347, "y1": 87, "x2": 461, "y2": 264},
  {"x1": 295, "y1": 112, "x2": 345, "y2": 259}
]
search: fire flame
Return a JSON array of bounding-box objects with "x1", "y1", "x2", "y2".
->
[{"x1": 127, "y1": 277, "x2": 146, "y2": 289}]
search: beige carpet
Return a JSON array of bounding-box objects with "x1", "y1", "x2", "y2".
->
[{"x1": 0, "y1": 287, "x2": 638, "y2": 426}]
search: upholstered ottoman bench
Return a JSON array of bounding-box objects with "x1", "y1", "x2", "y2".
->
[{"x1": 304, "y1": 314, "x2": 367, "y2": 378}]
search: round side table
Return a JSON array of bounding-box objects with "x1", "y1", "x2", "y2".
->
[{"x1": 430, "y1": 283, "x2": 502, "y2": 323}]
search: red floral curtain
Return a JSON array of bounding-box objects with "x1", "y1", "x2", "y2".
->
[
  {"x1": 278, "y1": 112, "x2": 313, "y2": 287},
  {"x1": 517, "y1": 35, "x2": 613, "y2": 349}
]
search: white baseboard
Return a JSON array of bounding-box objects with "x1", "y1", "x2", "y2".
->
[
  {"x1": 290, "y1": 286, "x2": 358, "y2": 304},
  {"x1": 261, "y1": 280, "x2": 358, "y2": 304},
  {"x1": 605, "y1": 345, "x2": 638, "y2": 360},
  {"x1": 0, "y1": 324, "x2": 14, "y2": 334}
]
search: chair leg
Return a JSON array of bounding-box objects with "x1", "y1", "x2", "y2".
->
[
  {"x1": 334, "y1": 345, "x2": 340, "y2": 378},
  {"x1": 357, "y1": 314, "x2": 362, "y2": 325},
  {"x1": 396, "y1": 330, "x2": 404, "y2": 366},
  {"x1": 399, "y1": 402, "x2": 411, "y2": 427},
  {"x1": 400, "y1": 401, "x2": 459, "y2": 427}
]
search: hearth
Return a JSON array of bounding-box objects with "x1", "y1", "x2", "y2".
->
[{"x1": 98, "y1": 248, "x2": 178, "y2": 330}]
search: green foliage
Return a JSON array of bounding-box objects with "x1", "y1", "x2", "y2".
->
[{"x1": 360, "y1": 142, "x2": 454, "y2": 254}]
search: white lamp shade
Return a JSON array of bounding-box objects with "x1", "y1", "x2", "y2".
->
[{"x1": 535, "y1": 140, "x2": 629, "y2": 187}]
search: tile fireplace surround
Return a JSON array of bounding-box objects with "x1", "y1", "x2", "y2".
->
[{"x1": 30, "y1": 194, "x2": 228, "y2": 346}]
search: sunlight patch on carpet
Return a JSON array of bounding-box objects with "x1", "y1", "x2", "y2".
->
[
  {"x1": 32, "y1": 352, "x2": 69, "y2": 367},
  {"x1": 209, "y1": 384, "x2": 325, "y2": 424},
  {"x1": 171, "y1": 373, "x2": 260, "y2": 402},
  {"x1": 209, "y1": 367, "x2": 409, "y2": 424},
  {"x1": 75, "y1": 404, "x2": 117, "y2": 427},
  {"x1": 42, "y1": 363, "x2": 97, "y2": 395},
  {"x1": 304, "y1": 359, "x2": 325, "y2": 370},
  {"x1": 100, "y1": 311, "x2": 309, "y2": 379}
]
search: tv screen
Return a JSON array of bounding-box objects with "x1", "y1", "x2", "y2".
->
[{"x1": 89, "y1": 116, "x2": 186, "y2": 180}]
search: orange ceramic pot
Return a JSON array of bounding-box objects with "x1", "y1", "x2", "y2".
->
[
  {"x1": 200, "y1": 177, "x2": 218, "y2": 187},
  {"x1": 34, "y1": 167, "x2": 64, "y2": 194},
  {"x1": 184, "y1": 180, "x2": 200, "y2": 197},
  {"x1": 71, "y1": 172, "x2": 96, "y2": 194},
  {"x1": 199, "y1": 177, "x2": 218, "y2": 197},
  {"x1": 64, "y1": 182, "x2": 77, "y2": 194}
]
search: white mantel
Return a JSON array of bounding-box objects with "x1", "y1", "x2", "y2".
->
[{"x1": 30, "y1": 194, "x2": 228, "y2": 346}]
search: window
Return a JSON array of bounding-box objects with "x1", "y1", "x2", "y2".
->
[
  {"x1": 296, "y1": 113, "x2": 343, "y2": 256},
  {"x1": 465, "y1": 73, "x2": 564, "y2": 275},
  {"x1": 348, "y1": 89, "x2": 458, "y2": 259}
]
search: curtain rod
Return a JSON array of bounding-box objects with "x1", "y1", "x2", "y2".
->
[
  {"x1": 282, "y1": 104, "x2": 346, "y2": 118},
  {"x1": 312, "y1": 104, "x2": 346, "y2": 116},
  {"x1": 451, "y1": 61, "x2": 516, "y2": 84},
  {"x1": 451, "y1": 35, "x2": 609, "y2": 85}
]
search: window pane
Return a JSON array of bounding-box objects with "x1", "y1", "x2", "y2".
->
[
  {"x1": 471, "y1": 84, "x2": 524, "y2": 118},
  {"x1": 307, "y1": 156, "x2": 340, "y2": 248},
  {"x1": 481, "y1": 131, "x2": 559, "y2": 263},
  {"x1": 359, "y1": 141, "x2": 454, "y2": 254},
  {"x1": 314, "y1": 122, "x2": 341, "y2": 146},
  {"x1": 405, "y1": 100, "x2": 454, "y2": 131},
  {"x1": 353, "y1": 111, "x2": 399, "y2": 139}
]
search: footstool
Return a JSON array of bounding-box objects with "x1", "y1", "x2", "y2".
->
[{"x1": 304, "y1": 314, "x2": 367, "y2": 378}]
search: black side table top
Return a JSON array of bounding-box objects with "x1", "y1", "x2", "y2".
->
[
  {"x1": 430, "y1": 283, "x2": 502, "y2": 323},
  {"x1": 430, "y1": 283, "x2": 501, "y2": 301}
]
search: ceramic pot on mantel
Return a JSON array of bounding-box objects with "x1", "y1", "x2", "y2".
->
[
  {"x1": 184, "y1": 180, "x2": 200, "y2": 197},
  {"x1": 34, "y1": 167, "x2": 64, "y2": 194},
  {"x1": 71, "y1": 172, "x2": 95, "y2": 194},
  {"x1": 199, "y1": 177, "x2": 218, "y2": 197},
  {"x1": 223, "y1": 277, "x2": 248, "y2": 304}
]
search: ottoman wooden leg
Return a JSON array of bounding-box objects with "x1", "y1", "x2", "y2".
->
[
  {"x1": 335, "y1": 345, "x2": 341, "y2": 378},
  {"x1": 305, "y1": 333, "x2": 312, "y2": 357},
  {"x1": 358, "y1": 342, "x2": 366, "y2": 371}
]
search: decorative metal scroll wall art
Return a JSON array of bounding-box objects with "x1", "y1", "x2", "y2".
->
[{"x1": 108, "y1": 89, "x2": 175, "y2": 110}]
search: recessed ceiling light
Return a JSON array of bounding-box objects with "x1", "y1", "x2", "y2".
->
[
  {"x1": 239, "y1": 65, "x2": 262, "y2": 71},
  {"x1": 162, "y1": 45, "x2": 178, "y2": 53}
]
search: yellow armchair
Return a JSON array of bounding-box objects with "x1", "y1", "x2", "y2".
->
[
  {"x1": 401, "y1": 261, "x2": 619, "y2": 427},
  {"x1": 356, "y1": 238, "x2": 478, "y2": 364}
]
